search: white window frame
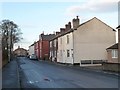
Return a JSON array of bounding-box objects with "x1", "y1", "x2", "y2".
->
[
  {"x1": 112, "y1": 50, "x2": 118, "y2": 58},
  {"x1": 60, "y1": 38, "x2": 62, "y2": 44},
  {"x1": 67, "y1": 50, "x2": 70, "y2": 57},
  {"x1": 67, "y1": 35, "x2": 69, "y2": 44}
]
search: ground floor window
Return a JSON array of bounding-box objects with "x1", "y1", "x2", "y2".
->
[
  {"x1": 112, "y1": 50, "x2": 118, "y2": 58},
  {"x1": 67, "y1": 50, "x2": 70, "y2": 57}
]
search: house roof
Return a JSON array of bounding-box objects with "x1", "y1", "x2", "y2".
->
[
  {"x1": 30, "y1": 43, "x2": 34, "y2": 47},
  {"x1": 50, "y1": 29, "x2": 74, "y2": 41},
  {"x1": 106, "y1": 43, "x2": 118, "y2": 50},
  {"x1": 50, "y1": 17, "x2": 115, "y2": 41},
  {"x1": 14, "y1": 48, "x2": 27, "y2": 52},
  {"x1": 116, "y1": 25, "x2": 120, "y2": 29},
  {"x1": 41, "y1": 34, "x2": 55, "y2": 41}
]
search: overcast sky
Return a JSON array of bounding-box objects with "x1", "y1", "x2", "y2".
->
[{"x1": 1, "y1": 0, "x2": 119, "y2": 50}]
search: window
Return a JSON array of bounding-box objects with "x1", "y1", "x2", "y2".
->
[
  {"x1": 71, "y1": 49, "x2": 73, "y2": 57},
  {"x1": 67, "y1": 50, "x2": 70, "y2": 57},
  {"x1": 67, "y1": 35, "x2": 69, "y2": 44},
  {"x1": 60, "y1": 38, "x2": 62, "y2": 44},
  {"x1": 50, "y1": 42, "x2": 52, "y2": 47},
  {"x1": 112, "y1": 50, "x2": 118, "y2": 58},
  {"x1": 60, "y1": 50, "x2": 62, "y2": 56},
  {"x1": 54, "y1": 40, "x2": 56, "y2": 47}
]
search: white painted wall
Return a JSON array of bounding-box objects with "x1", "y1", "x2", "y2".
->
[
  {"x1": 73, "y1": 17, "x2": 116, "y2": 64},
  {"x1": 57, "y1": 32, "x2": 74, "y2": 64},
  {"x1": 29, "y1": 45, "x2": 35, "y2": 56}
]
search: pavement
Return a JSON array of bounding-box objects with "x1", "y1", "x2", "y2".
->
[{"x1": 2, "y1": 58, "x2": 20, "y2": 89}]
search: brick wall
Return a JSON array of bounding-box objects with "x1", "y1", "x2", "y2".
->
[{"x1": 102, "y1": 62, "x2": 120, "y2": 72}]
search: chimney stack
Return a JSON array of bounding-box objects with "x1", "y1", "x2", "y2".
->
[
  {"x1": 60, "y1": 28, "x2": 65, "y2": 33},
  {"x1": 18, "y1": 46, "x2": 20, "y2": 49},
  {"x1": 56, "y1": 32, "x2": 60, "y2": 35},
  {"x1": 65, "y1": 22, "x2": 71, "y2": 31},
  {"x1": 72, "y1": 16, "x2": 80, "y2": 30}
]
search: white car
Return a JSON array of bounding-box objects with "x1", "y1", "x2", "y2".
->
[{"x1": 29, "y1": 54, "x2": 37, "y2": 60}]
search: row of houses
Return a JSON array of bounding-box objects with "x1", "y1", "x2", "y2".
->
[
  {"x1": 29, "y1": 33, "x2": 55, "y2": 60},
  {"x1": 29, "y1": 16, "x2": 119, "y2": 66}
]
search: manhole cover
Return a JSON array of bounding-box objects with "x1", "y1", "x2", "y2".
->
[{"x1": 44, "y1": 78, "x2": 50, "y2": 81}]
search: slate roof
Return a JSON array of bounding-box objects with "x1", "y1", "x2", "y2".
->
[
  {"x1": 106, "y1": 43, "x2": 118, "y2": 49},
  {"x1": 41, "y1": 34, "x2": 55, "y2": 41},
  {"x1": 50, "y1": 29, "x2": 74, "y2": 41}
]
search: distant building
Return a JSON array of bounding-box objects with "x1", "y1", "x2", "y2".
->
[{"x1": 14, "y1": 46, "x2": 28, "y2": 57}]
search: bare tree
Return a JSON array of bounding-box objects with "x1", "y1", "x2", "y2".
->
[{"x1": 0, "y1": 19, "x2": 23, "y2": 61}]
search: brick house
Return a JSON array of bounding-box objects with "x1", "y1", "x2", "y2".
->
[
  {"x1": 106, "y1": 43, "x2": 118, "y2": 63},
  {"x1": 37, "y1": 33, "x2": 55, "y2": 60},
  {"x1": 106, "y1": 25, "x2": 120, "y2": 63},
  {"x1": 102, "y1": 25, "x2": 120, "y2": 72}
]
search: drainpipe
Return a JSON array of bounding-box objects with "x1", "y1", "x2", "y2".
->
[{"x1": 72, "y1": 30, "x2": 74, "y2": 65}]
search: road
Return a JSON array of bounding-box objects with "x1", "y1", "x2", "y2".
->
[{"x1": 17, "y1": 57, "x2": 119, "y2": 88}]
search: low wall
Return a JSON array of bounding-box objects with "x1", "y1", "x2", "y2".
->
[
  {"x1": 102, "y1": 62, "x2": 120, "y2": 72},
  {"x1": 2, "y1": 59, "x2": 8, "y2": 67}
]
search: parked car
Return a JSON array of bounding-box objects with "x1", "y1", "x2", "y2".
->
[{"x1": 29, "y1": 54, "x2": 37, "y2": 60}]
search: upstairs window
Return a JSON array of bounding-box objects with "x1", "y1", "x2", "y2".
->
[
  {"x1": 67, "y1": 35, "x2": 69, "y2": 44},
  {"x1": 60, "y1": 38, "x2": 62, "y2": 44}
]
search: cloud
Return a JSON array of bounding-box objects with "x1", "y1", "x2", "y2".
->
[
  {"x1": 66, "y1": 0, "x2": 119, "y2": 16},
  {"x1": 19, "y1": 24, "x2": 40, "y2": 28}
]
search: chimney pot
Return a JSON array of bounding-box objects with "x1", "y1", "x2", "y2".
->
[
  {"x1": 60, "y1": 28, "x2": 65, "y2": 33},
  {"x1": 56, "y1": 32, "x2": 60, "y2": 35},
  {"x1": 72, "y1": 16, "x2": 80, "y2": 29},
  {"x1": 65, "y1": 22, "x2": 71, "y2": 31}
]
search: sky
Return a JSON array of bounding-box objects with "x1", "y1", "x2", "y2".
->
[{"x1": 0, "y1": 0, "x2": 119, "y2": 50}]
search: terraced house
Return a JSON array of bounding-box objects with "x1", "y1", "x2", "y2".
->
[{"x1": 51, "y1": 16, "x2": 116, "y2": 66}]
